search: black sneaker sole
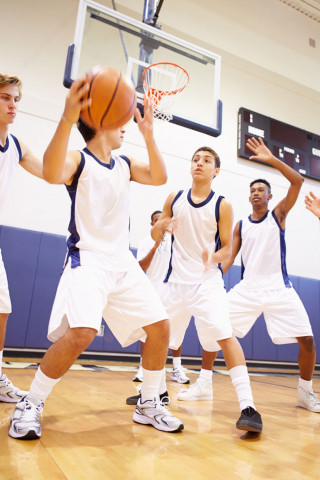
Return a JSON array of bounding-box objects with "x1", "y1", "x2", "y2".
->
[
  {"x1": 9, "y1": 429, "x2": 41, "y2": 440},
  {"x1": 236, "y1": 421, "x2": 262, "y2": 433}
]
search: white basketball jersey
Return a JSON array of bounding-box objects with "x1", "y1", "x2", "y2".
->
[
  {"x1": 0, "y1": 134, "x2": 21, "y2": 214},
  {"x1": 240, "y1": 210, "x2": 291, "y2": 289},
  {"x1": 137, "y1": 233, "x2": 171, "y2": 289},
  {"x1": 165, "y1": 189, "x2": 224, "y2": 284},
  {"x1": 66, "y1": 148, "x2": 136, "y2": 271}
]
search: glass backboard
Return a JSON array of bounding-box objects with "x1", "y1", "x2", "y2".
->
[{"x1": 64, "y1": 0, "x2": 222, "y2": 136}]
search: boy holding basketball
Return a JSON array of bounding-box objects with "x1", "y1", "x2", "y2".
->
[
  {"x1": 0, "y1": 73, "x2": 43, "y2": 403},
  {"x1": 151, "y1": 145, "x2": 263, "y2": 433},
  {"x1": 9, "y1": 76, "x2": 184, "y2": 439},
  {"x1": 179, "y1": 138, "x2": 320, "y2": 414}
]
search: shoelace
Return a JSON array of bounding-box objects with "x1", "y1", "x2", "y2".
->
[
  {"x1": 306, "y1": 391, "x2": 320, "y2": 405},
  {"x1": 20, "y1": 400, "x2": 43, "y2": 423},
  {"x1": 242, "y1": 407, "x2": 256, "y2": 417}
]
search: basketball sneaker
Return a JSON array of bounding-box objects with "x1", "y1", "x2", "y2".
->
[
  {"x1": 170, "y1": 366, "x2": 190, "y2": 384},
  {"x1": 0, "y1": 374, "x2": 28, "y2": 403},
  {"x1": 236, "y1": 407, "x2": 263, "y2": 433},
  {"x1": 132, "y1": 365, "x2": 143, "y2": 382},
  {"x1": 126, "y1": 390, "x2": 170, "y2": 406},
  {"x1": 177, "y1": 379, "x2": 213, "y2": 401},
  {"x1": 9, "y1": 397, "x2": 43, "y2": 440},
  {"x1": 297, "y1": 386, "x2": 320, "y2": 412},
  {"x1": 133, "y1": 397, "x2": 184, "y2": 433}
]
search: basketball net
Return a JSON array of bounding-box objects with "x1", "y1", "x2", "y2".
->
[{"x1": 142, "y1": 62, "x2": 189, "y2": 122}]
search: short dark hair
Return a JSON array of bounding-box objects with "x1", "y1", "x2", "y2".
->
[
  {"x1": 77, "y1": 118, "x2": 97, "y2": 143},
  {"x1": 250, "y1": 178, "x2": 271, "y2": 191},
  {"x1": 192, "y1": 146, "x2": 221, "y2": 168},
  {"x1": 151, "y1": 210, "x2": 162, "y2": 222}
]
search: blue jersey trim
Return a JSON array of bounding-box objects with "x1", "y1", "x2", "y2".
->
[
  {"x1": 214, "y1": 196, "x2": 224, "y2": 272},
  {"x1": 239, "y1": 220, "x2": 245, "y2": 279},
  {"x1": 187, "y1": 188, "x2": 214, "y2": 208},
  {"x1": 164, "y1": 234, "x2": 174, "y2": 283},
  {"x1": 65, "y1": 152, "x2": 86, "y2": 268},
  {"x1": 10, "y1": 135, "x2": 22, "y2": 161},
  {"x1": 171, "y1": 190, "x2": 183, "y2": 215},
  {"x1": 0, "y1": 136, "x2": 9, "y2": 153},
  {"x1": 271, "y1": 210, "x2": 291, "y2": 287},
  {"x1": 83, "y1": 147, "x2": 115, "y2": 169},
  {"x1": 248, "y1": 210, "x2": 269, "y2": 224},
  {"x1": 119, "y1": 155, "x2": 130, "y2": 169}
]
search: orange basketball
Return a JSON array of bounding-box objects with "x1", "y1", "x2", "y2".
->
[{"x1": 80, "y1": 66, "x2": 137, "y2": 130}]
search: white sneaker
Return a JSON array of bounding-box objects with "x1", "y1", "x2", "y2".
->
[
  {"x1": 9, "y1": 397, "x2": 43, "y2": 440},
  {"x1": 132, "y1": 365, "x2": 143, "y2": 382},
  {"x1": 297, "y1": 386, "x2": 320, "y2": 412},
  {"x1": 133, "y1": 397, "x2": 184, "y2": 433},
  {"x1": 177, "y1": 379, "x2": 213, "y2": 401},
  {"x1": 170, "y1": 366, "x2": 190, "y2": 384},
  {"x1": 0, "y1": 374, "x2": 28, "y2": 403}
]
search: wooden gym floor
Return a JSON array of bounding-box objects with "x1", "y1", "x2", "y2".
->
[{"x1": 1, "y1": 359, "x2": 319, "y2": 480}]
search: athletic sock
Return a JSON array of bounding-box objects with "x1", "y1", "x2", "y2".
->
[
  {"x1": 229, "y1": 365, "x2": 255, "y2": 411},
  {"x1": 0, "y1": 350, "x2": 3, "y2": 376},
  {"x1": 299, "y1": 377, "x2": 313, "y2": 392},
  {"x1": 140, "y1": 368, "x2": 163, "y2": 403},
  {"x1": 173, "y1": 357, "x2": 181, "y2": 369},
  {"x1": 199, "y1": 368, "x2": 212, "y2": 383},
  {"x1": 27, "y1": 367, "x2": 61, "y2": 404},
  {"x1": 159, "y1": 367, "x2": 167, "y2": 395}
]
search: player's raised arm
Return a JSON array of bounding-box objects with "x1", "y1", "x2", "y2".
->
[
  {"x1": 43, "y1": 78, "x2": 91, "y2": 185},
  {"x1": 247, "y1": 137, "x2": 303, "y2": 225},
  {"x1": 151, "y1": 192, "x2": 178, "y2": 241},
  {"x1": 129, "y1": 99, "x2": 167, "y2": 186}
]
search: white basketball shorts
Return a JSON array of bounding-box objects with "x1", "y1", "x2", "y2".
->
[
  {"x1": 0, "y1": 249, "x2": 11, "y2": 313},
  {"x1": 159, "y1": 280, "x2": 232, "y2": 351},
  {"x1": 48, "y1": 260, "x2": 168, "y2": 347},
  {"x1": 228, "y1": 281, "x2": 313, "y2": 344}
]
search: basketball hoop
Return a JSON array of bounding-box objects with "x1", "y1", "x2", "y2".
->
[{"x1": 142, "y1": 62, "x2": 189, "y2": 122}]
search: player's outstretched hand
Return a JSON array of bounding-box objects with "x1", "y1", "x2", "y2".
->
[
  {"x1": 134, "y1": 97, "x2": 154, "y2": 141},
  {"x1": 305, "y1": 191, "x2": 320, "y2": 218},
  {"x1": 62, "y1": 77, "x2": 91, "y2": 126},
  {"x1": 246, "y1": 137, "x2": 273, "y2": 163}
]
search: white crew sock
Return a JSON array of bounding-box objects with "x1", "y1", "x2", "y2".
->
[
  {"x1": 173, "y1": 357, "x2": 181, "y2": 368},
  {"x1": 229, "y1": 365, "x2": 255, "y2": 411},
  {"x1": 159, "y1": 367, "x2": 167, "y2": 395},
  {"x1": 27, "y1": 367, "x2": 62, "y2": 405},
  {"x1": 140, "y1": 368, "x2": 163, "y2": 403},
  {"x1": 299, "y1": 377, "x2": 313, "y2": 393},
  {"x1": 0, "y1": 350, "x2": 3, "y2": 376},
  {"x1": 199, "y1": 368, "x2": 213, "y2": 383}
]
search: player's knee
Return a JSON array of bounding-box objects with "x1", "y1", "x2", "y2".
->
[
  {"x1": 298, "y1": 336, "x2": 315, "y2": 353},
  {"x1": 146, "y1": 319, "x2": 169, "y2": 344},
  {"x1": 67, "y1": 327, "x2": 97, "y2": 350}
]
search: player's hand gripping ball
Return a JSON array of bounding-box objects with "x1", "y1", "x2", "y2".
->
[{"x1": 81, "y1": 65, "x2": 137, "y2": 130}]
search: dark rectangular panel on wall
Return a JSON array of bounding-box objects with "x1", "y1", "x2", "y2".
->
[
  {"x1": 0, "y1": 226, "x2": 42, "y2": 347},
  {"x1": 25, "y1": 233, "x2": 67, "y2": 349}
]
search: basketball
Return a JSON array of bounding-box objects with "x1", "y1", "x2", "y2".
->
[{"x1": 80, "y1": 65, "x2": 137, "y2": 130}]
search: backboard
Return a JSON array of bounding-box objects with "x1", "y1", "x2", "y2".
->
[{"x1": 64, "y1": 0, "x2": 222, "y2": 136}]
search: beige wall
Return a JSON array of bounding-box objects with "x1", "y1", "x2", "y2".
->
[{"x1": 1, "y1": 0, "x2": 320, "y2": 278}]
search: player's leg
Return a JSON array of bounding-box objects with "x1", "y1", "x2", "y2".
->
[
  {"x1": 0, "y1": 253, "x2": 28, "y2": 402},
  {"x1": 177, "y1": 349, "x2": 217, "y2": 401},
  {"x1": 264, "y1": 287, "x2": 320, "y2": 412},
  {"x1": 170, "y1": 344, "x2": 190, "y2": 384},
  {"x1": 9, "y1": 263, "x2": 107, "y2": 440},
  {"x1": 132, "y1": 341, "x2": 144, "y2": 382},
  {"x1": 108, "y1": 269, "x2": 184, "y2": 432}
]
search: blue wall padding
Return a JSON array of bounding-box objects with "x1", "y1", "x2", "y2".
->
[{"x1": 1, "y1": 225, "x2": 319, "y2": 363}]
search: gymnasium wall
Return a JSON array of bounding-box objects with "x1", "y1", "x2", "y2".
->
[{"x1": 0, "y1": 0, "x2": 319, "y2": 359}]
